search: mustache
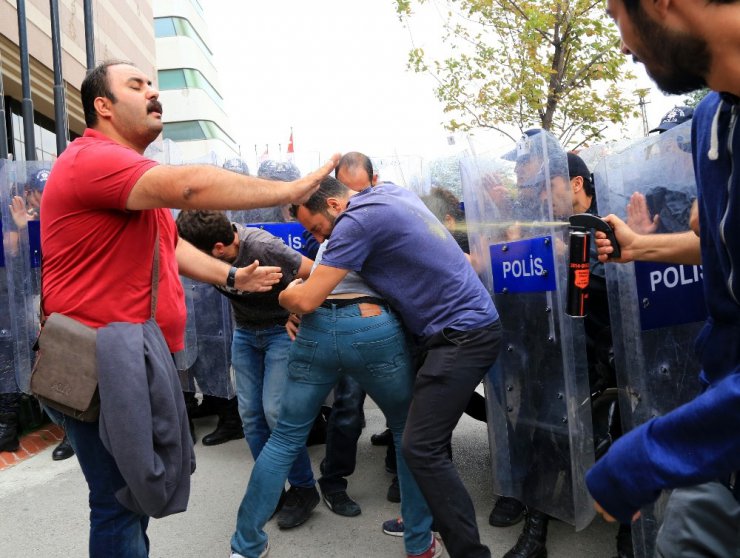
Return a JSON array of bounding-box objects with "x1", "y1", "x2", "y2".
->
[{"x1": 147, "y1": 100, "x2": 163, "y2": 114}]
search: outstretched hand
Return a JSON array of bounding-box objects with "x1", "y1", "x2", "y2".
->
[
  {"x1": 287, "y1": 153, "x2": 342, "y2": 205},
  {"x1": 9, "y1": 196, "x2": 32, "y2": 229},
  {"x1": 234, "y1": 260, "x2": 282, "y2": 293},
  {"x1": 626, "y1": 192, "x2": 659, "y2": 234}
]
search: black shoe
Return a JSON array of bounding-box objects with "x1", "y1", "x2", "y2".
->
[
  {"x1": 387, "y1": 476, "x2": 400, "y2": 503},
  {"x1": 0, "y1": 412, "x2": 20, "y2": 452},
  {"x1": 276, "y1": 485, "x2": 320, "y2": 529},
  {"x1": 201, "y1": 417, "x2": 243, "y2": 446},
  {"x1": 371, "y1": 428, "x2": 392, "y2": 446},
  {"x1": 322, "y1": 490, "x2": 361, "y2": 517},
  {"x1": 489, "y1": 496, "x2": 526, "y2": 527},
  {"x1": 503, "y1": 509, "x2": 549, "y2": 558},
  {"x1": 614, "y1": 523, "x2": 634, "y2": 558},
  {"x1": 52, "y1": 435, "x2": 75, "y2": 461}
]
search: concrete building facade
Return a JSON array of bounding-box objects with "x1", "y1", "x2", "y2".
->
[
  {"x1": 0, "y1": 0, "x2": 156, "y2": 161},
  {"x1": 154, "y1": 0, "x2": 239, "y2": 164}
]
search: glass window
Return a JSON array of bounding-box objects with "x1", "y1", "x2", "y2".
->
[
  {"x1": 163, "y1": 120, "x2": 237, "y2": 149},
  {"x1": 163, "y1": 121, "x2": 207, "y2": 142},
  {"x1": 154, "y1": 17, "x2": 212, "y2": 56},
  {"x1": 158, "y1": 69, "x2": 187, "y2": 90},
  {"x1": 158, "y1": 68, "x2": 224, "y2": 108},
  {"x1": 154, "y1": 17, "x2": 176, "y2": 37}
]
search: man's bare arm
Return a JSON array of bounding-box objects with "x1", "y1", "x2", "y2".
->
[
  {"x1": 126, "y1": 155, "x2": 340, "y2": 211},
  {"x1": 278, "y1": 264, "x2": 349, "y2": 314},
  {"x1": 296, "y1": 256, "x2": 314, "y2": 280},
  {"x1": 595, "y1": 214, "x2": 701, "y2": 265}
]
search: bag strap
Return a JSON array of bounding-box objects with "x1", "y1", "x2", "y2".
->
[
  {"x1": 150, "y1": 219, "x2": 160, "y2": 318},
  {"x1": 40, "y1": 212, "x2": 162, "y2": 324}
]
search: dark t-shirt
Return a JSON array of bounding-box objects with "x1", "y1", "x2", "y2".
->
[{"x1": 216, "y1": 224, "x2": 303, "y2": 329}]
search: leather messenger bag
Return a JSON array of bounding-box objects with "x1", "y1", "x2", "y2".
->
[
  {"x1": 30, "y1": 312, "x2": 100, "y2": 422},
  {"x1": 30, "y1": 221, "x2": 160, "y2": 423}
]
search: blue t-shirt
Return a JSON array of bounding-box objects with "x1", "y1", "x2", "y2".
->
[{"x1": 320, "y1": 184, "x2": 499, "y2": 338}]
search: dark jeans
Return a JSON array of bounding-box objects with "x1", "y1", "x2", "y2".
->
[
  {"x1": 402, "y1": 320, "x2": 502, "y2": 558},
  {"x1": 46, "y1": 406, "x2": 150, "y2": 558},
  {"x1": 319, "y1": 375, "x2": 366, "y2": 494}
]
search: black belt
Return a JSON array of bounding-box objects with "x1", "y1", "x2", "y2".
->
[{"x1": 320, "y1": 296, "x2": 386, "y2": 309}]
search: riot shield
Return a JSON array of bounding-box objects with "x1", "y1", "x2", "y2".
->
[
  {"x1": 173, "y1": 272, "x2": 198, "y2": 372},
  {"x1": 462, "y1": 129, "x2": 595, "y2": 529},
  {"x1": 1, "y1": 161, "x2": 52, "y2": 394},
  {"x1": 372, "y1": 153, "x2": 426, "y2": 193},
  {"x1": 180, "y1": 280, "x2": 236, "y2": 399},
  {"x1": 143, "y1": 138, "x2": 183, "y2": 165},
  {"x1": 593, "y1": 121, "x2": 703, "y2": 557}
]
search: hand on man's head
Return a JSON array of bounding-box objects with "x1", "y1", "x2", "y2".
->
[{"x1": 287, "y1": 154, "x2": 342, "y2": 205}]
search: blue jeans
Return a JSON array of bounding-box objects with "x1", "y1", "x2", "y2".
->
[
  {"x1": 231, "y1": 325, "x2": 314, "y2": 488},
  {"x1": 231, "y1": 304, "x2": 433, "y2": 557},
  {"x1": 45, "y1": 406, "x2": 150, "y2": 558}
]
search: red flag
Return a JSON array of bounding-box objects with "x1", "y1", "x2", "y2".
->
[{"x1": 287, "y1": 128, "x2": 294, "y2": 155}]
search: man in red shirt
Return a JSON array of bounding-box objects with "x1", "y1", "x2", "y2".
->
[{"x1": 40, "y1": 60, "x2": 338, "y2": 558}]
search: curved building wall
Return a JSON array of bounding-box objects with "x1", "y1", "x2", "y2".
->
[{"x1": 154, "y1": 0, "x2": 239, "y2": 163}]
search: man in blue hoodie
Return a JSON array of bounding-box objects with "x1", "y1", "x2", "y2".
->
[{"x1": 587, "y1": 0, "x2": 740, "y2": 555}]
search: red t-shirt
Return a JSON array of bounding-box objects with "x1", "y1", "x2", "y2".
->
[{"x1": 40, "y1": 129, "x2": 186, "y2": 352}]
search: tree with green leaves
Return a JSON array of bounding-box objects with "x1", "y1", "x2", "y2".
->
[{"x1": 395, "y1": 0, "x2": 640, "y2": 148}]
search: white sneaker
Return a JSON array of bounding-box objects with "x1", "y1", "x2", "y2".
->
[{"x1": 229, "y1": 541, "x2": 268, "y2": 558}]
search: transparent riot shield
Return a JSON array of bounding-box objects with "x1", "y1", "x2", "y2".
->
[
  {"x1": 462, "y1": 129, "x2": 595, "y2": 529},
  {"x1": 180, "y1": 281, "x2": 236, "y2": 399},
  {"x1": 173, "y1": 271, "x2": 198, "y2": 372},
  {"x1": 372, "y1": 153, "x2": 425, "y2": 192},
  {"x1": 144, "y1": 138, "x2": 183, "y2": 165},
  {"x1": 593, "y1": 121, "x2": 703, "y2": 557},
  {"x1": 1, "y1": 161, "x2": 53, "y2": 394}
]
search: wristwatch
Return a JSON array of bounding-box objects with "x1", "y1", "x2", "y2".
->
[{"x1": 226, "y1": 266, "x2": 238, "y2": 288}]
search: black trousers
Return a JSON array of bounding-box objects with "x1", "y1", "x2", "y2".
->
[
  {"x1": 402, "y1": 321, "x2": 502, "y2": 558},
  {"x1": 319, "y1": 376, "x2": 366, "y2": 494}
]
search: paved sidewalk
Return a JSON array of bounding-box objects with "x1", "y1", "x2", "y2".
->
[
  {"x1": 0, "y1": 423, "x2": 64, "y2": 471},
  {"x1": 0, "y1": 406, "x2": 616, "y2": 558}
]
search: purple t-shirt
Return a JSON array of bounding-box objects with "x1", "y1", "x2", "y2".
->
[{"x1": 320, "y1": 184, "x2": 499, "y2": 338}]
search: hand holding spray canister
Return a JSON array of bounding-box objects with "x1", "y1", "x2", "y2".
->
[{"x1": 566, "y1": 214, "x2": 621, "y2": 317}]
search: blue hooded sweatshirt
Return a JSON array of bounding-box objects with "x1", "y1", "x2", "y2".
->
[{"x1": 585, "y1": 91, "x2": 740, "y2": 524}]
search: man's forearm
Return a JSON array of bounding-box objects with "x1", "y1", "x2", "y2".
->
[
  {"x1": 131, "y1": 166, "x2": 294, "y2": 211},
  {"x1": 632, "y1": 231, "x2": 701, "y2": 265}
]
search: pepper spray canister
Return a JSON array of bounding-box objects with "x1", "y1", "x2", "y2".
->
[{"x1": 566, "y1": 229, "x2": 591, "y2": 317}]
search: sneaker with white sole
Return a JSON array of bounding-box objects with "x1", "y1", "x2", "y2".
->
[
  {"x1": 382, "y1": 517, "x2": 405, "y2": 537},
  {"x1": 230, "y1": 540, "x2": 269, "y2": 558}
]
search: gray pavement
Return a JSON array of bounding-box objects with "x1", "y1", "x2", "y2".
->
[{"x1": 0, "y1": 404, "x2": 616, "y2": 558}]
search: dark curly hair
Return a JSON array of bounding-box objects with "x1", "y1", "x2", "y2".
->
[{"x1": 176, "y1": 210, "x2": 234, "y2": 253}]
